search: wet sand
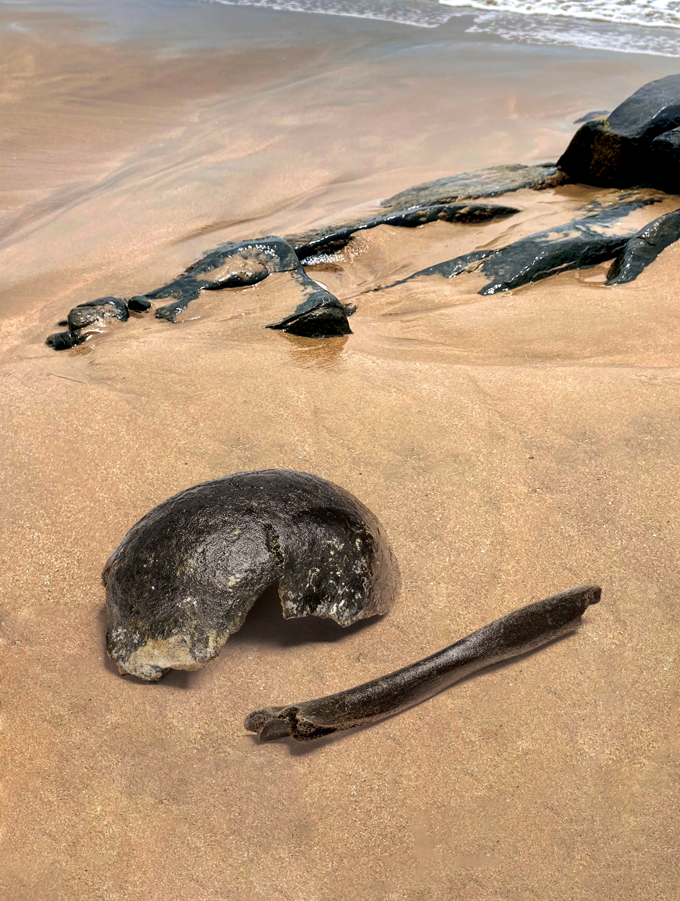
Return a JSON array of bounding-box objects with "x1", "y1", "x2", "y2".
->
[{"x1": 1, "y1": 3, "x2": 679, "y2": 900}]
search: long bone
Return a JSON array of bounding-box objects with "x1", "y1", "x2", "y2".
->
[{"x1": 245, "y1": 584, "x2": 601, "y2": 743}]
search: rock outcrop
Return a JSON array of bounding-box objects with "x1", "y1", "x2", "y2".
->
[{"x1": 558, "y1": 75, "x2": 680, "y2": 191}]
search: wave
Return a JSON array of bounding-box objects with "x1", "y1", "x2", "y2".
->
[
  {"x1": 439, "y1": 1, "x2": 680, "y2": 32},
  {"x1": 206, "y1": 0, "x2": 680, "y2": 54},
  {"x1": 206, "y1": 0, "x2": 461, "y2": 28}
]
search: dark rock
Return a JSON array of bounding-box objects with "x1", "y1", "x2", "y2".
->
[
  {"x1": 290, "y1": 202, "x2": 520, "y2": 262},
  {"x1": 558, "y1": 75, "x2": 680, "y2": 188},
  {"x1": 127, "y1": 296, "x2": 152, "y2": 313},
  {"x1": 379, "y1": 164, "x2": 561, "y2": 213},
  {"x1": 391, "y1": 249, "x2": 495, "y2": 286},
  {"x1": 67, "y1": 296, "x2": 128, "y2": 331},
  {"x1": 478, "y1": 205, "x2": 644, "y2": 295},
  {"x1": 103, "y1": 470, "x2": 400, "y2": 681},
  {"x1": 152, "y1": 237, "x2": 300, "y2": 322},
  {"x1": 648, "y1": 127, "x2": 680, "y2": 194},
  {"x1": 57, "y1": 319, "x2": 68, "y2": 327},
  {"x1": 606, "y1": 208, "x2": 680, "y2": 285},
  {"x1": 573, "y1": 110, "x2": 609, "y2": 124},
  {"x1": 45, "y1": 330, "x2": 79, "y2": 351},
  {"x1": 388, "y1": 203, "x2": 647, "y2": 295},
  {"x1": 268, "y1": 303, "x2": 352, "y2": 338},
  {"x1": 266, "y1": 271, "x2": 353, "y2": 338}
]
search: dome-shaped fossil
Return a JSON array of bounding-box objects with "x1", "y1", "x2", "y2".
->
[{"x1": 103, "y1": 470, "x2": 400, "y2": 681}]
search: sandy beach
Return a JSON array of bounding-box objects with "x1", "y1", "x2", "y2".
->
[{"x1": 1, "y1": 2, "x2": 679, "y2": 899}]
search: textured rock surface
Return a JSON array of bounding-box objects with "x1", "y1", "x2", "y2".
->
[
  {"x1": 391, "y1": 203, "x2": 651, "y2": 294},
  {"x1": 558, "y1": 75, "x2": 680, "y2": 189},
  {"x1": 266, "y1": 271, "x2": 354, "y2": 337},
  {"x1": 104, "y1": 470, "x2": 400, "y2": 681},
  {"x1": 290, "y1": 202, "x2": 520, "y2": 261},
  {"x1": 151, "y1": 236, "x2": 299, "y2": 322},
  {"x1": 379, "y1": 164, "x2": 561, "y2": 213},
  {"x1": 607, "y1": 208, "x2": 680, "y2": 285}
]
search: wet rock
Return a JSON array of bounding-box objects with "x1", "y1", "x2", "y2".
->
[
  {"x1": 379, "y1": 164, "x2": 561, "y2": 213},
  {"x1": 558, "y1": 75, "x2": 680, "y2": 189},
  {"x1": 391, "y1": 249, "x2": 495, "y2": 286},
  {"x1": 606, "y1": 208, "x2": 680, "y2": 285},
  {"x1": 290, "y1": 202, "x2": 520, "y2": 262},
  {"x1": 268, "y1": 302, "x2": 353, "y2": 338},
  {"x1": 389, "y1": 203, "x2": 647, "y2": 294},
  {"x1": 648, "y1": 127, "x2": 680, "y2": 195},
  {"x1": 151, "y1": 237, "x2": 300, "y2": 322},
  {"x1": 127, "y1": 296, "x2": 152, "y2": 313},
  {"x1": 478, "y1": 204, "x2": 645, "y2": 295},
  {"x1": 103, "y1": 470, "x2": 400, "y2": 682},
  {"x1": 67, "y1": 296, "x2": 128, "y2": 331},
  {"x1": 45, "y1": 330, "x2": 80, "y2": 351},
  {"x1": 266, "y1": 271, "x2": 354, "y2": 338}
]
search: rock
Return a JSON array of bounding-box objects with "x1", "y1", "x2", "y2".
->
[
  {"x1": 558, "y1": 74, "x2": 680, "y2": 189},
  {"x1": 267, "y1": 302, "x2": 353, "y2": 338},
  {"x1": 573, "y1": 110, "x2": 609, "y2": 124},
  {"x1": 290, "y1": 202, "x2": 520, "y2": 262},
  {"x1": 127, "y1": 296, "x2": 152, "y2": 313},
  {"x1": 391, "y1": 249, "x2": 495, "y2": 286},
  {"x1": 379, "y1": 164, "x2": 561, "y2": 213},
  {"x1": 103, "y1": 470, "x2": 400, "y2": 681},
  {"x1": 152, "y1": 237, "x2": 300, "y2": 322},
  {"x1": 266, "y1": 271, "x2": 354, "y2": 338},
  {"x1": 389, "y1": 203, "x2": 648, "y2": 294},
  {"x1": 478, "y1": 204, "x2": 645, "y2": 295},
  {"x1": 45, "y1": 330, "x2": 80, "y2": 351},
  {"x1": 606, "y1": 208, "x2": 680, "y2": 285},
  {"x1": 648, "y1": 127, "x2": 680, "y2": 195},
  {"x1": 67, "y1": 296, "x2": 128, "y2": 331}
]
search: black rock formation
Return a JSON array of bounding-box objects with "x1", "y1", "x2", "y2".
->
[
  {"x1": 290, "y1": 202, "x2": 520, "y2": 262},
  {"x1": 265, "y1": 270, "x2": 354, "y2": 338},
  {"x1": 150, "y1": 236, "x2": 299, "y2": 322},
  {"x1": 606, "y1": 208, "x2": 680, "y2": 285},
  {"x1": 558, "y1": 75, "x2": 680, "y2": 191},
  {"x1": 103, "y1": 470, "x2": 401, "y2": 682},
  {"x1": 379, "y1": 164, "x2": 560, "y2": 213},
  {"x1": 389, "y1": 203, "x2": 650, "y2": 294}
]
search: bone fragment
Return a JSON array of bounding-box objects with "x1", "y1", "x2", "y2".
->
[{"x1": 245, "y1": 584, "x2": 601, "y2": 743}]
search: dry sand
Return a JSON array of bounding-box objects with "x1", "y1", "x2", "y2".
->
[{"x1": 1, "y1": 3, "x2": 679, "y2": 900}]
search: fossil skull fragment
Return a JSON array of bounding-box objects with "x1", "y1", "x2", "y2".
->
[{"x1": 103, "y1": 470, "x2": 400, "y2": 681}]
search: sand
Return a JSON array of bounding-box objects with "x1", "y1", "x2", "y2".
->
[{"x1": 1, "y1": 3, "x2": 679, "y2": 899}]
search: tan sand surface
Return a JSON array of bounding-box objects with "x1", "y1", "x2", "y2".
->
[{"x1": 1, "y1": 5, "x2": 679, "y2": 900}]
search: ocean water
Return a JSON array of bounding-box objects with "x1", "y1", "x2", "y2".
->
[{"x1": 208, "y1": 0, "x2": 680, "y2": 54}]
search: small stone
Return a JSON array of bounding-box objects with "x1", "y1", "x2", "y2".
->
[
  {"x1": 127, "y1": 296, "x2": 152, "y2": 313},
  {"x1": 45, "y1": 330, "x2": 79, "y2": 351}
]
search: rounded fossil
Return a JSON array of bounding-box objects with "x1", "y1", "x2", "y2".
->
[{"x1": 103, "y1": 470, "x2": 400, "y2": 681}]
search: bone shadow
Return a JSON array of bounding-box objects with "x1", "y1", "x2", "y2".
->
[{"x1": 227, "y1": 583, "x2": 381, "y2": 649}]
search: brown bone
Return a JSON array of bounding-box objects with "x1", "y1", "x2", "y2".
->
[{"x1": 245, "y1": 584, "x2": 601, "y2": 743}]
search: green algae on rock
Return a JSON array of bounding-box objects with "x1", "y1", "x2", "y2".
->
[{"x1": 104, "y1": 470, "x2": 400, "y2": 682}]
